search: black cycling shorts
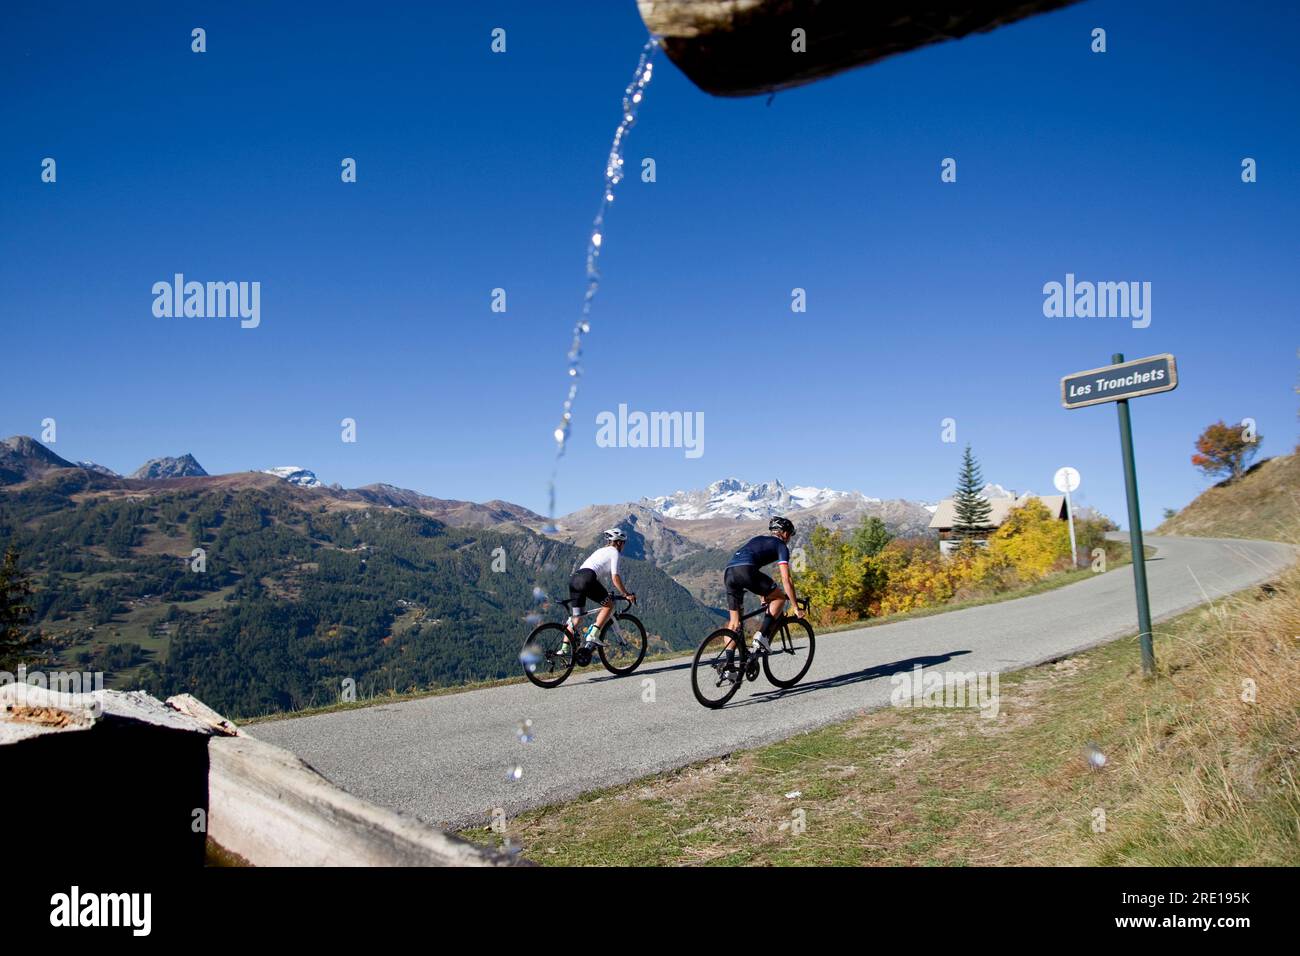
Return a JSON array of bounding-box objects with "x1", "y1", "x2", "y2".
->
[
  {"x1": 568, "y1": 568, "x2": 608, "y2": 612},
  {"x1": 723, "y1": 564, "x2": 776, "y2": 611}
]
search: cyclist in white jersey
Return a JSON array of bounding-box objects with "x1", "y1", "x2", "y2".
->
[{"x1": 567, "y1": 528, "x2": 636, "y2": 650}]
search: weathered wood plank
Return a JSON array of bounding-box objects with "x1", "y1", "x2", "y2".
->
[{"x1": 637, "y1": 0, "x2": 1083, "y2": 97}]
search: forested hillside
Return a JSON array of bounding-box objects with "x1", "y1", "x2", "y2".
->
[{"x1": 0, "y1": 469, "x2": 717, "y2": 718}]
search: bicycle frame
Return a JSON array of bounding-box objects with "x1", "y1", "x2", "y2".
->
[
  {"x1": 559, "y1": 594, "x2": 634, "y2": 630},
  {"x1": 732, "y1": 595, "x2": 810, "y2": 640}
]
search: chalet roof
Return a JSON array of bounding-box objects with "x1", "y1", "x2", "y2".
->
[{"x1": 928, "y1": 494, "x2": 1068, "y2": 530}]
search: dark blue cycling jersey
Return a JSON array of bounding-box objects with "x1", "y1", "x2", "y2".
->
[{"x1": 726, "y1": 535, "x2": 790, "y2": 570}]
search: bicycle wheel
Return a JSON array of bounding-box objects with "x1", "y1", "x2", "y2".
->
[
  {"x1": 599, "y1": 613, "x2": 647, "y2": 675},
  {"x1": 763, "y1": 616, "x2": 815, "y2": 688},
  {"x1": 521, "y1": 623, "x2": 576, "y2": 689},
  {"x1": 691, "y1": 629, "x2": 745, "y2": 709}
]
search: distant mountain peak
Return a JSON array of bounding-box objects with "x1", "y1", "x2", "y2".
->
[
  {"x1": 263, "y1": 466, "x2": 322, "y2": 488},
  {"x1": 130, "y1": 454, "x2": 207, "y2": 480},
  {"x1": 980, "y1": 483, "x2": 1024, "y2": 500},
  {"x1": 0, "y1": 435, "x2": 76, "y2": 485},
  {"x1": 77, "y1": 460, "x2": 120, "y2": 477}
]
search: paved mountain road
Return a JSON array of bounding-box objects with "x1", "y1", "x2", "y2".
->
[{"x1": 251, "y1": 535, "x2": 1295, "y2": 830}]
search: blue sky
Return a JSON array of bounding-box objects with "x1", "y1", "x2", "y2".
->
[{"x1": 2, "y1": 1, "x2": 1295, "y2": 527}]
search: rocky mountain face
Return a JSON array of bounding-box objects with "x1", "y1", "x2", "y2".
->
[
  {"x1": 130, "y1": 454, "x2": 208, "y2": 479},
  {"x1": 351, "y1": 484, "x2": 547, "y2": 529},
  {"x1": 0, "y1": 436, "x2": 76, "y2": 484}
]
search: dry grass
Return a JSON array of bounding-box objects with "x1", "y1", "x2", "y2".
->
[{"x1": 1158, "y1": 453, "x2": 1300, "y2": 545}]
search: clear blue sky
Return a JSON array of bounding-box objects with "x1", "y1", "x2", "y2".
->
[{"x1": 2, "y1": 1, "x2": 1295, "y2": 527}]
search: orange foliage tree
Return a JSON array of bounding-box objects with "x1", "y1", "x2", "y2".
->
[{"x1": 1191, "y1": 420, "x2": 1261, "y2": 481}]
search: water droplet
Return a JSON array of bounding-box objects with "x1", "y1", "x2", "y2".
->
[
  {"x1": 545, "y1": 39, "x2": 658, "y2": 529},
  {"x1": 507, "y1": 765, "x2": 523, "y2": 782},
  {"x1": 541, "y1": 523, "x2": 559, "y2": 534},
  {"x1": 524, "y1": 613, "x2": 542, "y2": 626},
  {"x1": 1084, "y1": 741, "x2": 1107, "y2": 769},
  {"x1": 517, "y1": 719, "x2": 534, "y2": 744},
  {"x1": 531, "y1": 586, "x2": 547, "y2": 604},
  {"x1": 518, "y1": 645, "x2": 543, "y2": 673}
]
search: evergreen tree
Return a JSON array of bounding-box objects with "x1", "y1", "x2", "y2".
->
[
  {"x1": 952, "y1": 445, "x2": 993, "y2": 540},
  {"x1": 0, "y1": 547, "x2": 39, "y2": 671},
  {"x1": 849, "y1": 516, "x2": 893, "y2": 558}
]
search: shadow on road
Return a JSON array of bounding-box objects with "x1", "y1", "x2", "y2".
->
[
  {"x1": 586, "y1": 658, "x2": 693, "y2": 683},
  {"x1": 726, "y1": 650, "x2": 973, "y2": 709}
]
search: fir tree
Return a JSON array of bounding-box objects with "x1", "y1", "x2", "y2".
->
[{"x1": 952, "y1": 445, "x2": 993, "y2": 540}]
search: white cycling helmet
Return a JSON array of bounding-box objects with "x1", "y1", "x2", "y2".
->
[{"x1": 603, "y1": 527, "x2": 628, "y2": 543}]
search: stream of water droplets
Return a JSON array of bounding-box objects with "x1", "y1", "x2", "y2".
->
[{"x1": 543, "y1": 39, "x2": 658, "y2": 532}]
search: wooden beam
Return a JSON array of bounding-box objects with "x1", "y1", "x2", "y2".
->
[{"x1": 637, "y1": 0, "x2": 1083, "y2": 97}]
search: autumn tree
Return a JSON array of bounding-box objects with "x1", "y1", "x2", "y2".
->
[
  {"x1": 952, "y1": 444, "x2": 992, "y2": 539},
  {"x1": 989, "y1": 499, "x2": 1070, "y2": 580},
  {"x1": 1191, "y1": 420, "x2": 1262, "y2": 481}
]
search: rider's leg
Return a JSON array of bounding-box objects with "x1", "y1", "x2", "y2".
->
[
  {"x1": 752, "y1": 588, "x2": 787, "y2": 650},
  {"x1": 765, "y1": 589, "x2": 787, "y2": 619},
  {"x1": 581, "y1": 598, "x2": 613, "y2": 646}
]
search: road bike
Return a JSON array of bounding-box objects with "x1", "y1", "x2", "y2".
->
[
  {"x1": 690, "y1": 596, "x2": 815, "y2": 708},
  {"x1": 520, "y1": 594, "x2": 647, "y2": 689}
]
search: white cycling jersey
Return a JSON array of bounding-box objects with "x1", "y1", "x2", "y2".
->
[{"x1": 580, "y1": 545, "x2": 620, "y2": 581}]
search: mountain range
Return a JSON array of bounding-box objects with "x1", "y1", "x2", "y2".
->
[{"x1": 1, "y1": 437, "x2": 943, "y2": 565}]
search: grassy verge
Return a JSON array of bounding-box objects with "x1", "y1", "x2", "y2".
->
[{"x1": 469, "y1": 563, "x2": 1300, "y2": 866}]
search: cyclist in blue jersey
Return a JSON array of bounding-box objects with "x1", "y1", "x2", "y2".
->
[{"x1": 722, "y1": 516, "x2": 802, "y2": 655}]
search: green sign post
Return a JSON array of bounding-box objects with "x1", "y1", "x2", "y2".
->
[{"x1": 1060, "y1": 353, "x2": 1178, "y2": 676}]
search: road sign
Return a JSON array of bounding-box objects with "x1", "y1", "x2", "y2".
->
[
  {"x1": 1053, "y1": 467, "x2": 1080, "y2": 567},
  {"x1": 1053, "y1": 466, "x2": 1080, "y2": 493},
  {"x1": 1061, "y1": 353, "x2": 1178, "y2": 677},
  {"x1": 1060, "y1": 353, "x2": 1177, "y2": 409}
]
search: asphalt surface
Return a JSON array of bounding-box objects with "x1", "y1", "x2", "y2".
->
[{"x1": 251, "y1": 535, "x2": 1295, "y2": 829}]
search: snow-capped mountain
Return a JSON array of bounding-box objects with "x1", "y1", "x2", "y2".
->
[
  {"x1": 980, "y1": 483, "x2": 1029, "y2": 500},
  {"x1": 645, "y1": 478, "x2": 882, "y2": 521},
  {"x1": 262, "y1": 466, "x2": 322, "y2": 488}
]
